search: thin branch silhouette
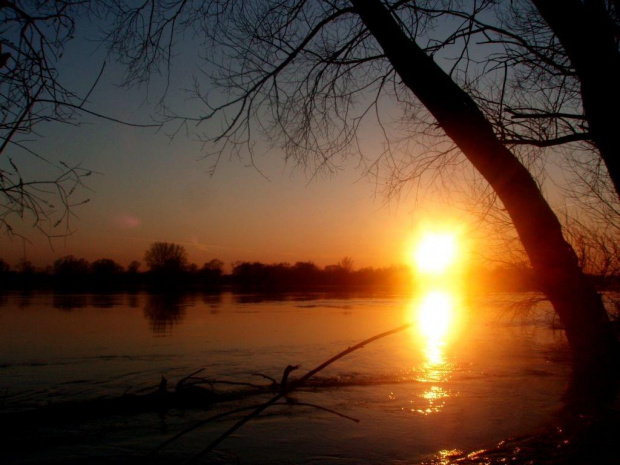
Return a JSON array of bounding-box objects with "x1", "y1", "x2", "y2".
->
[{"x1": 175, "y1": 322, "x2": 412, "y2": 463}]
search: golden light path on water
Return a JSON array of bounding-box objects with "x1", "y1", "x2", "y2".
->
[
  {"x1": 417, "y1": 290, "x2": 453, "y2": 366},
  {"x1": 408, "y1": 288, "x2": 458, "y2": 415},
  {"x1": 408, "y1": 229, "x2": 465, "y2": 416}
]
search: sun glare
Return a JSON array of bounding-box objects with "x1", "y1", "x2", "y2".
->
[
  {"x1": 417, "y1": 291, "x2": 452, "y2": 343},
  {"x1": 413, "y1": 232, "x2": 458, "y2": 275},
  {"x1": 412, "y1": 290, "x2": 456, "y2": 369},
  {"x1": 407, "y1": 225, "x2": 466, "y2": 381}
]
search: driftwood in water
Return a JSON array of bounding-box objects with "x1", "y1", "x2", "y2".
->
[
  {"x1": 179, "y1": 323, "x2": 413, "y2": 463},
  {"x1": 0, "y1": 370, "x2": 278, "y2": 427}
]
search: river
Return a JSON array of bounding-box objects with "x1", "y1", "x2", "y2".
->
[{"x1": 0, "y1": 290, "x2": 573, "y2": 464}]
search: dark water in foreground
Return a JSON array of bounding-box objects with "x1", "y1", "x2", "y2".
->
[{"x1": 0, "y1": 290, "x2": 577, "y2": 463}]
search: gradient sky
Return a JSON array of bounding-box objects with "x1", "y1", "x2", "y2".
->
[
  {"x1": 0, "y1": 8, "x2": 509, "y2": 272},
  {"x1": 0, "y1": 21, "x2": 439, "y2": 271},
  {"x1": 1, "y1": 110, "x2": 447, "y2": 271}
]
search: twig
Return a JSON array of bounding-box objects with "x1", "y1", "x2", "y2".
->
[
  {"x1": 186, "y1": 322, "x2": 412, "y2": 463},
  {"x1": 279, "y1": 365, "x2": 299, "y2": 394},
  {"x1": 176, "y1": 368, "x2": 206, "y2": 390},
  {"x1": 274, "y1": 401, "x2": 360, "y2": 423},
  {"x1": 148, "y1": 403, "x2": 267, "y2": 458},
  {"x1": 251, "y1": 373, "x2": 278, "y2": 385},
  {"x1": 149, "y1": 398, "x2": 359, "y2": 458},
  {"x1": 207, "y1": 380, "x2": 267, "y2": 389}
]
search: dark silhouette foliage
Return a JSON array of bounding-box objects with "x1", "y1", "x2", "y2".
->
[
  {"x1": 230, "y1": 259, "x2": 411, "y2": 291},
  {"x1": 144, "y1": 242, "x2": 188, "y2": 274},
  {"x1": 90, "y1": 258, "x2": 124, "y2": 288},
  {"x1": 200, "y1": 259, "x2": 224, "y2": 286},
  {"x1": 127, "y1": 260, "x2": 141, "y2": 274},
  {"x1": 53, "y1": 255, "x2": 89, "y2": 287},
  {"x1": 0, "y1": 250, "x2": 561, "y2": 294},
  {"x1": 91, "y1": 258, "x2": 124, "y2": 275}
]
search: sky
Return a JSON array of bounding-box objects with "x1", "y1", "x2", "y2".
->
[
  {"x1": 0, "y1": 14, "x2": 445, "y2": 272},
  {"x1": 2, "y1": 117, "x2": 430, "y2": 271},
  {"x1": 0, "y1": 95, "x2": 431, "y2": 270},
  {"x1": 0, "y1": 5, "x2": 525, "y2": 273}
]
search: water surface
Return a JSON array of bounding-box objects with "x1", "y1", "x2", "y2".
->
[{"x1": 0, "y1": 290, "x2": 571, "y2": 464}]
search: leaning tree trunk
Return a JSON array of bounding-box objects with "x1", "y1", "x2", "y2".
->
[
  {"x1": 532, "y1": 0, "x2": 620, "y2": 202},
  {"x1": 351, "y1": 0, "x2": 619, "y2": 404}
]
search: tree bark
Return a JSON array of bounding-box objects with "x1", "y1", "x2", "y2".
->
[
  {"x1": 350, "y1": 0, "x2": 618, "y2": 404},
  {"x1": 532, "y1": 0, "x2": 620, "y2": 200}
]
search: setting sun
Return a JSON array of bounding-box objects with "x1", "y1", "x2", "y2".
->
[{"x1": 413, "y1": 232, "x2": 458, "y2": 275}]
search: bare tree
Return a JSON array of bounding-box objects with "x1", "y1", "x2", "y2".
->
[
  {"x1": 409, "y1": 0, "x2": 620, "y2": 289},
  {"x1": 103, "y1": 1, "x2": 619, "y2": 403},
  {"x1": 0, "y1": 1, "x2": 98, "y2": 237},
  {"x1": 351, "y1": 3, "x2": 618, "y2": 403},
  {"x1": 338, "y1": 256, "x2": 354, "y2": 273},
  {"x1": 531, "y1": 0, "x2": 620, "y2": 197},
  {"x1": 201, "y1": 258, "x2": 223, "y2": 273},
  {"x1": 0, "y1": 1, "x2": 161, "y2": 240},
  {"x1": 144, "y1": 241, "x2": 188, "y2": 274}
]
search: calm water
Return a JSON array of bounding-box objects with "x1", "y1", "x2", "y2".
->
[{"x1": 0, "y1": 290, "x2": 572, "y2": 464}]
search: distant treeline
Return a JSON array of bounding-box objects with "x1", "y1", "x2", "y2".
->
[
  {"x1": 0, "y1": 242, "x2": 414, "y2": 291},
  {"x1": 0, "y1": 258, "x2": 411, "y2": 291},
  {"x1": 4, "y1": 241, "x2": 609, "y2": 292}
]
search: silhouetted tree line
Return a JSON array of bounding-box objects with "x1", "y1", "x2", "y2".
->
[
  {"x1": 0, "y1": 242, "x2": 224, "y2": 290},
  {"x1": 230, "y1": 258, "x2": 411, "y2": 291},
  {"x1": 4, "y1": 241, "x2": 611, "y2": 293},
  {"x1": 0, "y1": 242, "x2": 414, "y2": 291}
]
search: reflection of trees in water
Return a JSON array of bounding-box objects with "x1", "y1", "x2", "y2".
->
[
  {"x1": 17, "y1": 291, "x2": 34, "y2": 309},
  {"x1": 233, "y1": 293, "x2": 305, "y2": 304},
  {"x1": 202, "y1": 293, "x2": 223, "y2": 314},
  {"x1": 202, "y1": 293, "x2": 222, "y2": 305},
  {"x1": 232, "y1": 291, "x2": 358, "y2": 305},
  {"x1": 126, "y1": 292, "x2": 140, "y2": 309},
  {"x1": 52, "y1": 293, "x2": 120, "y2": 310},
  {"x1": 143, "y1": 294, "x2": 187, "y2": 336},
  {"x1": 90, "y1": 294, "x2": 118, "y2": 308},
  {"x1": 53, "y1": 293, "x2": 89, "y2": 311}
]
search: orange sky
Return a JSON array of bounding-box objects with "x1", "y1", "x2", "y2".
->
[
  {"x1": 0, "y1": 100, "x2": 482, "y2": 272},
  {"x1": 0, "y1": 17, "x2": 491, "y2": 272},
  {"x1": 0, "y1": 12, "x2": 520, "y2": 272},
  {"x1": 0, "y1": 115, "x2": 434, "y2": 271}
]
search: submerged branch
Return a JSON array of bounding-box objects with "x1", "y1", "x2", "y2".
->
[{"x1": 185, "y1": 322, "x2": 412, "y2": 463}]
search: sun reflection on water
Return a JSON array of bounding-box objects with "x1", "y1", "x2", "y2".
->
[
  {"x1": 418, "y1": 291, "x2": 452, "y2": 358},
  {"x1": 415, "y1": 385, "x2": 452, "y2": 415},
  {"x1": 413, "y1": 289, "x2": 458, "y2": 375},
  {"x1": 408, "y1": 288, "x2": 462, "y2": 414},
  {"x1": 406, "y1": 227, "x2": 469, "y2": 415}
]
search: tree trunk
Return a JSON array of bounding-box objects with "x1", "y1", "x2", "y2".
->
[
  {"x1": 532, "y1": 0, "x2": 620, "y2": 201},
  {"x1": 350, "y1": 0, "x2": 618, "y2": 405}
]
